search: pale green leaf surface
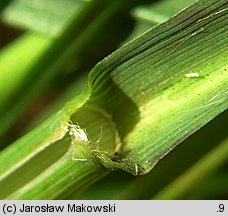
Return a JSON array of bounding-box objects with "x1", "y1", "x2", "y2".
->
[
  {"x1": 1, "y1": 0, "x2": 87, "y2": 37},
  {"x1": 0, "y1": 32, "x2": 53, "y2": 110}
]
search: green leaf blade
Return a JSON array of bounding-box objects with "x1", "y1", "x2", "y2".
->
[{"x1": 88, "y1": 0, "x2": 228, "y2": 174}]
